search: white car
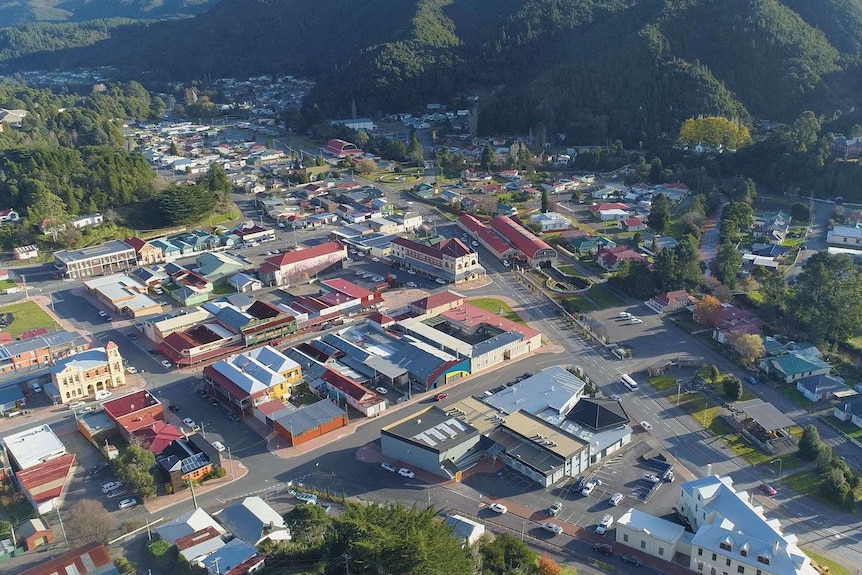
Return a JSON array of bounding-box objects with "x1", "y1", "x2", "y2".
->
[
  {"x1": 126, "y1": 366, "x2": 138, "y2": 374},
  {"x1": 643, "y1": 473, "x2": 661, "y2": 484},
  {"x1": 609, "y1": 492, "x2": 624, "y2": 506},
  {"x1": 98, "y1": 310, "x2": 107, "y2": 318},
  {"x1": 435, "y1": 278, "x2": 447, "y2": 285},
  {"x1": 295, "y1": 492, "x2": 318, "y2": 503},
  {"x1": 381, "y1": 462, "x2": 397, "y2": 473},
  {"x1": 372, "y1": 257, "x2": 380, "y2": 262},
  {"x1": 67, "y1": 401, "x2": 86, "y2": 410},
  {"x1": 488, "y1": 503, "x2": 508, "y2": 514},
  {"x1": 629, "y1": 317, "x2": 643, "y2": 325},
  {"x1": 540, "y1": 522, "x2": 563, "y2": 535},
  {"x1": 609, "y1": 394, "x2": 621, "y2": 401},
  {"x1": 161, "y1": 359, "x2": 173, "y2": 369},
  {"x1": 406, "y1": 282, "x2": 417, "y2": 288},
  {"x1": 471, "y1": 241, "x2": 479, "y2": 247},
  {"x1": 595, "y1": 513, "x2": 614, "y2": 535},
  {"x1": 407, "y1": 269, "x2": 417, "y2": 275},
  {"x1": 118, "y1": 498, "x2": 137, "y2": 510},
  {"x1": 503, "y1": 261, "x2": 511, "y2": 267},
  {"x1": 101, "y1": 481, "x2": 123, "y2": 493},
  {"x1": 581, "y1": 479, "x2": 602, "y2": 496},
  {"x1": 182, "y1": 418, "x2": 199, "y2": 430},
  {"x1": 355, "y1": 270, "x2": 364, "y2": 276},
  {"x1": 640, "y1": 421, "x2": 653, "y2": 431},
  {"x1": 618, "y1": 311, "x2": 631, "y2": 319},
  {"x1": 398, "y1": 468, "x2": 415, "y2": 478},
  {"x1": 375, "y1": 387, "x2": 389, "y2": 395},
  {"x1": 212, "y1": 441, "x2": 226, "y2": 452}
]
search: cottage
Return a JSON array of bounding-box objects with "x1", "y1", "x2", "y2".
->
[
  {"x1": 759, "y1": 352, "x2": 831, "y2": 384},
  {"x1": 795, "y1": 374, "x2": 847, "y2": 402}
]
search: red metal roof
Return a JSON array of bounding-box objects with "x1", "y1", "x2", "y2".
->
[
  {"x1": 175, "y1": 526, "x2": 222, "y2": 551},
  {"x1": 457, "y1": 214, "x2": 511, "y2": 255},
  {"x1": 321, "y1": 278, "x2": 375, "y2": 300},
  {"x1": 392, "y1": 237, "x2": 471, "y2": 260},
  {"x1": 321, "y1": 368, "x2": 374, "y2": 401},
  {"x1": 20, "y1": 543, "x2": 113, "y2": 575},
  {"x1": 442, "y1": 303, "x2": 540, "y2": 340},
  {"x1": 412, "y1": 290, "x2": 464, "y2": 311},
  {"x1": 489, "y1": 216, "x2": 553, "y2": 259},
  {"x1": 135, "y1": 421, "x2": 184, "y2": 454},
  {"x1": 589, "y1": 203, "x2": 630, "y2": 213},
  {"x1": 264, "y1": 241, "x2": 344, "y2": 268},
  {"x1": 16, "y1": 454, "x2": 75, "y2": 504},
  {"x1": 101, "y1": 390, "x2": 160, "y2": 420}
]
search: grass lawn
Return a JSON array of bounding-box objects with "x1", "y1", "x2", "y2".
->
[
  {"x1": 676, "y1": 393, "x2": 735, "y2": 436},
  {"x1": 0, "y1": 279, "x2": 17, "y2": 291},
  {"x1": 468, "y1": 298, "x2": 524, "y2": 323},
  {"x1": 778, "y1": 385, "x2": 811, "y2": 408},
  {"x1": 648, "y1": 376, "x2": 678, "y2": 392},
  {"x1": 557, "y1": 265, "x2": 580, "y2": 276},
  {"x1": 289, "y1": 384, "x2": 319, "y2": 407},
  {"x1": 823, "y1": 415, "x2": 862, "y2": 440},
  {"x1": 211, "y1": 283, "x2": 236, "y2": 295},
  {"x1": 783, "y1": 470, "x2": 862, "y2": 511},
  {"x1": 584, "y1": 285, "x2": 623, "y2": 308},
  {"x1": 669, "y1": 314, "x2": 701, "y2": 333},
  {"x1": 803, "y1": 549, "x2": 852, "y2": 575},
  {"x1": 0, "y1": 492, "x2": 38, "y2": 523},
  {"x1": 0, "y1": 301, "x2": 56, "y2": 337},
  {"x1": 557, "y1": 295, "x2": 598, "y2": 312}
]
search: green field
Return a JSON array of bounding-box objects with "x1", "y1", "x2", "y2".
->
[
  {"x1": 648, "y1": 376, "x2": 678, "y2": 392},
  {"x1": 468, "y1": 298, "x2": 524, "y2": 323},
  {"x1": 584, "y1": 285, "x2": 623, "y2": 308},
  {"x1": 0, "y1": 300, "x2": 56, "y2": 337},
  {"x1": 0, "y1": 279, "x2": 16, "y2": 291},
  {"x1": 803, "y1": 549, "x2": 851, "y2": 575},
  {"x1": 823, "y1": 415, "x2": 862, "y2": 440},
  {"x1": 782, "y1": 470, "x2": 862, "y2": 511},
  {"x1": 557, "y1": 265, "x2": 580, "y2": 276}
]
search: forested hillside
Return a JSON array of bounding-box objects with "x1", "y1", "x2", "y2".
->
[
  {"x1": 2, "y1": 0, "x2": 862, "y2": 144},
  {"x1": 0, "y1": 0, "x2": 219, "y2": 26}
]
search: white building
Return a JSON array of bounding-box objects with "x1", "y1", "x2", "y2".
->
[
  {"x1": 54, "y1": 239, "x2": 137, "y2": 279},
  {"x1": 2, "y1": 424, "x2": 67, "y2": 470},
  {"x1": 71, "y1": 213, "x2": 104, "y2": 229},
  {"x1": 617, "y1": 475, "x2": 818, "y2": 575},
  {"x1": 827, "y1": 224, "x2": 862, "y2": 246},
  {"x1": 529, "y1": 212, "x2": 571, "y2": 232}
]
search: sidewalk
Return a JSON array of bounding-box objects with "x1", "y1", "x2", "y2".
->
[{"x1": 143, "y1": 458, "x2": 247, "y2": 513}]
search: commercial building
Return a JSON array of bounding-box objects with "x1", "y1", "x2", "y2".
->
[
  {"x1": 19, "y1": 543, "x2": 117, "y2": 575},
  {"x1": 50, "y1": 342, "x2": 126, "y2": 404},
  {"x1": 2, "y1": 424, "x2": 74, "y2": 514},
  {"x1": 53, "y1": 239, "x2": 137, "y2": 279},
  {"x1": 272, "y1": 399, "x2": 348, "y2": 446},
  {"x1": 259, "y1": 241, "x2": 347, "y2": 286},
  {"x1": 101, "y1": 390, "x2": 164, "y2": 440},
  {"x1": 0, "y1": 330, "x2": 89, "y2": 375},
  {"x1": 83, "y1": 274, "x2": 163, "y2": 318},
  {"x1": 2, "y1": 423, "x2": 67, "y2": 471},
  {"x1": 140, "y1": 308, "x2": 214, "y2": 344},
  {"x1": 381, "y1": 406, "x2": 483, "y2": 479},
  {"x1": 203, "y1": 346, "x2": 302, "y2": 413},
  {"x1": 390, "y1": 237, "x2": 486, "y2": 284},
  {"x1": 457, "y1": 214, "x2": 518, "y2": 261},
  {"x1": 157, "y1": 433, "x2": 220, "y2": 492},
  {"x1": 488, "y1": 216, "x2": 557, "y2": 267},
  {"x1": 616, "y1": 475, "x2": 818, "y2": 575}
]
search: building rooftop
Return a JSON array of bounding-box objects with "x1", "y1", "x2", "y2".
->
[
  {"x1": 50, "y1": 347, "x2": 112, "y2": 374},
  {"x1": 218, "y1": 496, "x2": 286, "y2": 545},
  {"x1": 484, "y1": 366, "x2": 585, "y2": 416},
  {"x1": 54, "y1": 239, "x2": 133, "y2": 263},
  {"x1": 618, "y1": 507, "x2": 685, "y2": 543},
  {"x1": 2, "y1": 424, "x2": 67, "y2": 470},
  {"x1": 566, "y1": 398, "x2": 630, "y2": 432},
  {"x1": 383, "y1": 406, "x2": 481, "y2": 454},
  {"x1": 441, "y1": 303, "x2": 540, "y2": 341},
  {"x1": 156, "y1": 508, "x2": 225, "y2": 545},
  {"x1": 101, "y1": 390, "x2": 160, "y2": 420},
  {"x1": 19, "y1": 542, "x2": 116, "y2": 575},
  {"x1": 273, "y1": 399, "x2": 345, "y2": 436},
  {"x1": 489, "y1": 216, "x2": 553, "y2": 259},
  {"x1": 265, "y1": 241, "x2": 344, "y2": 268}
]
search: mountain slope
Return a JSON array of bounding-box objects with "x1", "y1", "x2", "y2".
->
[
  {"x1": 0, "y1": 0, "x2": 220, "y2": 26},
  {"x1": 2, "y1": 0, "x2": 861, "y2": 144}
]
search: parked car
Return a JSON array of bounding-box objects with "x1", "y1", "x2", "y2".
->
[
  {"x1": 434, "y1": 393, "x2": 448, "y2": 401},
  {"x1": 407, "y1": 269, "x2": 417, "y2": 275},
  {"x1": 126, "y1": 366, "x2": 137, "y2": 374},
  {"x1": 595, "y1": 513, "x2": 614, "y2": 534},
  {"x1": 621, "y1": 554, "x2": 643, "y2": 566},
  {"x1": 228, "y1": 413, "x2": 240, "y2": 422},
  {"x1": 609, "y1": 492, "x2": 624, "y2": 506},
  {"x1": 381, "y1": 462, "x2": 396, "y2": 473},
  {"x1": 540, "y1": 522, "x2": 563, "y2": 535},
  {"x1": 618, "y1": 312, "x2": 631, "y2": 319},
  {"x1": 212, "y1": 441, "x2": 226, "y2": 452},
  {"x1": 593, "y1": 543, "x2": 614, "y2": 555},
  {"x1": 488, "y1": 503, "x2": 508, "y2": 514},
  {"x1": 209, "y1": 398, "x2": 219, "y2": 407},
  {"x1": 549, "y1": 502, "x2": 563, "y2": 517},
  {"x1": 182, "y1": 418, "x2": 199, "y2": 430},
  {"x1": 128, "y1": 333, "x2": 138, "y2": 340},
  {"x1": 643, "y1": 473, "x2": 661, "y2": 484},
  {"x1": 89, "y1": 462, "x2": 110, "y2": 475},
  {"x1": 101, "y1": 481, "x2": 123, "y2": 493},
  {"x1": 118, "y1": 498, "x2": 137, "y2": 510},
  {"x1": 573, "y1": 476, "x2": 586, "y2": 492},
  {"x1": 295, "y1": 492, "x2": 317, "y2": 503},
  {"x1": 406, "y1": 281, "x2": 417, "y2": 288},
  {"x1": 98, "y1": 311, "x2": 107, "y2": 318},
  {"x1": 744, "y1": 375, "x2": 758, "y2": 385},
  {"x1": 640, "y1": 421, "x2": 653, "y2": 431},
  {"x1": 435, "y1": 278, "x2": 447, "y2": 285},
  {"x1": 161, "y1": 360, "x2": 173, "y2": 369},
  {"x1": 148, "y1": 349, "x2": 159, "y2": 355},
  {"x1": 581, "y1": 479, "x2": 601, "y2": 496},
  {"x1": 375, "y1": 387, "x2": 389, "y2": 395},
  {"x1": 169, "y1": 405, "x2": 180, "y2": 413},
  {"x1": 398, "y1": 468, "x2": 415, "y2": 478},
  {"x1": 629, "y1": 317, "x2": 643, "y2": 324},
  {"x1": 609, "y1": 394, "x2": 621, "y2": 401},
  {"x1": 759, "y1": 483, "x2": 777, "y2": 496},
  {"x1": 67, "y1": 401, "x2": 86, "y2": 410}
]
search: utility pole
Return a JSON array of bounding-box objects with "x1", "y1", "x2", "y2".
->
[
  {"x1": 343, "y1": 553, "x2": 350, "y2": 575},
  {"x1": 227, "y1": 446, "x2": 234, "y2": 480},
  {"x1": 188, "y1": 478, "x2": 198, "y2": 509},
  {"x1": 21, "y1": 274, "x2": 28, "y2": 301},
  {"x1": 56, "y1": 506, "x2": 68, "y2": 546}
]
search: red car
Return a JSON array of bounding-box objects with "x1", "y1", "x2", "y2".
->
[
  {"x1": 434, "y1": 393, "x2": 448, "y2": 401},
  {"x1": 759, "y1": 483, "x2": 777, "y2": 496},
  {"x1": 594, "y1": 543, "x2": 614, "y2": 555}
]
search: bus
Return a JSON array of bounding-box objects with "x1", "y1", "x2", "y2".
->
[{"x1": 620, "y1": 374, "x2": 639, "y2": 391}]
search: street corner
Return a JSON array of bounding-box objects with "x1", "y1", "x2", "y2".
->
[
  {"x1": 356, "y1": 442, "x2": 383, "y2": 463},
  {"x1": 459, "y1": 276, "x2": 493, "y2": 290}
]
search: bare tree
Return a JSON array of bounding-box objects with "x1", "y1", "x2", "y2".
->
[{"x1": 65, "y1": 499, "x2": 116, "y2": 547}]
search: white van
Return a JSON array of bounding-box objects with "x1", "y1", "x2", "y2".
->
[
  {"x1": 95, "y1": 390, "x2": 112, "y2": 401},
  {"x1": 595, "y1": 513, "x2": 614, "y2": 534}
]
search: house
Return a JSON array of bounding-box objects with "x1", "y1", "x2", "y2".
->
[
  {"x1": 71, "y1": 213, "x2": 104, "y2": 229},
  {"x1": 217, "y1": 496, "x2": 290, "y2": 545},
  {"x1": 50, "y1": 342, "x2": 127, "y2": 404},
  {"x1": 228, "y1": 273, "x2": 262, "y2": 293},
  {"x1": 175, "y1": 527, "x2": 225, "y2": 565},
  {"x1": 445, "y1": 515, "x2": 485, "y2": 547},
  {"x1": 157, "y1": 433, "x2": 220, "y2": 492},
  {"x1": 827, "y1": 224, "x2": 862, "y2": 246},
  {"x1": 18, "y1": 517, "x2": 55, "y2": 551},
  {"x1": 529, "y1": 212, "x2": 571, "y2": 232},
  {"x1": 588, "y1": 203, "x2": 629, "y2": 218},
  {"x1": 0, "y1": 208, "x2": 20, "y2": 223},
  {"x1": 795, "y1": 374, "x2": 847, "y2": 402},
  {"x1": 124, "y1": 236, "x2": 164, "y2": 264},
  {"x1": 753, "y1": 211, "x2": 790, "y2": 243},
  {"x1": 13, "y1": 244, "x2": 38, "y2": 260},
  {"x1": 596, "y1": 246, "x2": 646, "y2": 271},
  {"x1": 569, "y1": 235, "x2": 616, "y2": 254},
  {"x1": 834, "y1": 399, "x2": 862, "y2": 428},
  {"x1": 156, "y1": 508, "x2": 226, "y2": 545},
  {"x1": 618, "y1": 218, "x2": 647, "y2": 232},
  {"x1": 830, "y1": 135, "x2": 862, "y2": 159},
  {"x1": 759, "y1": 352, "x2": 831, "y2": 384},
  {"x1": 645, "y1": 290, "x2": 694, "y2": 314},
  {"x1": 316, "y1": 367, "x2": 387, "y2": 417},
  {"x1": 54, "y1": 240, "x2": 137, "y2": 279},
  {"x1": 101, "y1": 390, "x2": 164, "y2": 440},
  {"x1": 19, "y1": 543, "x2": 119, "y2": 575},
  {"x1": 196, "y1": 252, "x2": 250, "y2": 284},
  {"x1": 203, "y1": 346, "x2": 302, "y2": 413},
  {"x1": 0, "y1": 109, "x2": 28, "y2": 126},
  {"x1": 202, "y1": 539, "x2": 262, "y2": 575}
]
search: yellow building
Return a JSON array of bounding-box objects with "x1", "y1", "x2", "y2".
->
[{"x1": 50, "y1": 341, "x2": 126, "y2": 404}]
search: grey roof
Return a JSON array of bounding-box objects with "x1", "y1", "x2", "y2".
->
[
  {"x1": 733, "y1": 399, "x2": 796, "y2": 430},
  {"x1": 445, "y1": 514, "x2": 485, "y2": 543},
  {"x1": 485, "y1": 366, "x2": 586, "y2": 415},
  {"x1": 472, "y1": 331, "x2": 523, "y2": 357},
  {"x1": 383, "y1": 406, "x2": 481, "y2": 454},
  {"x1": 388, "y1": 339, "x2": 457, "y2": 381},
  {"x1": 156, "y1": 508, "x2": 224, "y2": 544},
  {"x1": 54, "y1": 239, "x2": 133, "y2": 263},
  {"x1": 218, "y1": 496, "x2": 286, "y2": 544},
  {"x1": 202, "y1": 538, "x2": 257, "y2": 574},
  {"x1": 273, "y1": 399, "x2": 345, "y2": 436},
  {"x1": 0, "y1": 330, "x2": 87, "y2": 361},
  {"x1": 566, "y1": 398, "x2": 630, "y2": 431},
  {"x1": 215, "y1": 306, "x2": 252, "y2": 331},
  {"x1": 796, "y1": 374, "x2": 846, "y2": 394},
  {"x1": 0, "y1": 385, "x2": 24, "y2": 410}
]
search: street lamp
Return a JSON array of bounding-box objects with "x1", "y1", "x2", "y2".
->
[
  {"x1": 677, "y1": 379, "x2": 682, "y2": 406},
  {"x1": 770, "y1": 458, "x2": 783, "y2": 479}
]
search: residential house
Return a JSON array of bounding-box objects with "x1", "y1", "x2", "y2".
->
[
  {"x1": 569, "y1": 235, "x2": 616, "y2": 254},
  {"x1": 203, "y1": 346, "x2": 301, "y2": 413},
  {"x1": 175, "y1": 527, "x2": 225, "y2": 566},
  {"x1": 0, "y1": 208, "x2": 20, "y2": 223},
  {"x1": 196, "y1": 252, "x2": 250, "y2": 284},
  {"x1": 529, "y1": 212, "x2": 571, "y2": 232},
  {"x1": 795, "y1": 374, "x2": 847, "y2": 402},
  {"x1": 315, "y1": 368, "x2": 387, "y2": 417},
  {"x1": 202, "y1": 539, "x2": 262, "y2": 575},
  {"x1": 18, "y1": 517, "x2": 55, "y2": 551},
  {"x1": 50, "y1": 343, "x2": 126, "y2": 404},
  {"x1": 596, "y1": 246, "x2": 646, "y2": 271},
  {"x1": 71, "y1": 213, "x2": 104, "y2": 229},
  {"x1": 618, "y1": 218, "x2": 647, "y2": 232},
  {"x1": 157, "y1": 433, "x2": 220, "y2": 492},
  {"x1": 218, "y1": 496, "x2": 290, "y2": 545},
  {"x1": 19, "y1": 543, "x2": 119, "y2": 575},
  {"x1": 156, "y1": 508, "x2": 226, "y2": 545},
  {"x1": 827, "y1": 224, "x2": 862, "y2": 246},
  {"x1": 228, "y1": 273, "x2": 262, "y2": 293},
  {"x1": 833, "y1": 399, "x2": 862, "y2": 429},
  {"x1": 712, "y1": 305, "x2": 764, "y2": 344},
  {"x1": 759, "y1": 352, "x2": 831, "y2": 384},
  {"x1": 445, "y1": 515, "x2": 485, "y2": 547},
  {"x1": 645, "y1": 290, "x2": 694, "y2": 314},
  {"x1": 13, "y1": 244, "x2": 38, "y2": 260},
  {"x1": 753, "y1": 211, "x2": 790, "y2": 243}
]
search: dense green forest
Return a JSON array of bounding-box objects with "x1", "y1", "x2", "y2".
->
[
  {"x1": 2, "y1": 0, "x2": 861, "y2": 145},
  {"x1": 0, "y1": 0, "x2": 219, "y2": 26}
]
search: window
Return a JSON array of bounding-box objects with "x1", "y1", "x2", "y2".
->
[
  {"x1": 726, "y1": 559, "x2": 731, "y2": 567},
  {"x1": 756, "y1": 556, "x2": 770, "y2": 566},
  {"x1": 738, "y1": 567, "x2": 745, "y2": 574},
  {"x1": 720, "y1": 542, "x2": 732, "y2": 551},
  {"x1": 757, "y1": 570, "x2": 762, "y2": 575},
  {"x1": 740, "y1": 549, "x2": 748, "y2": 557},
  {"x1": 623, "y1": 534, "x2": 629, "y2": 542},
  {"x1": 698, "y1": 549, "x2": 703, "y2": 556},
  {"x1": 712, "y1": 553, "x2": 717, "y2": 561},
  {"x1": 697, "y1": 562, "x2": 704, "y2": 571},
  {"x1": 658, "y1": 547, "x2": 664, "y2": 556},
  {"x1": 640, "y1": 541, "x2": 646, "y2": 549}
]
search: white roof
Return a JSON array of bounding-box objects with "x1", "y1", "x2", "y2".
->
[
  {"x1": 243, "y1": 345, "x2": 300, "y2": 374},
  {"x1": 156, "y1": 508, "x2": 226, "y2": 545},
  {"x1": 485, "y1": 366, "x2": 585, "y2": 415},
  {"x1": 211, "y1": 350, "x2": 288, "y2": 396},
  {"x1": 618, "y1": 507, "x2": 685, "y2": 543},
  {"x1": 2, "y1": 424, "x2": 67, "y2": 470},
  {"x1": 598, "y1": 209, "x2": 629, "y2": 216}
]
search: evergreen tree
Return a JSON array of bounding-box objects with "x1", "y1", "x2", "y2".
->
[{"x1": 647, "y1": 193, "x2": 670, "y2": 234}]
